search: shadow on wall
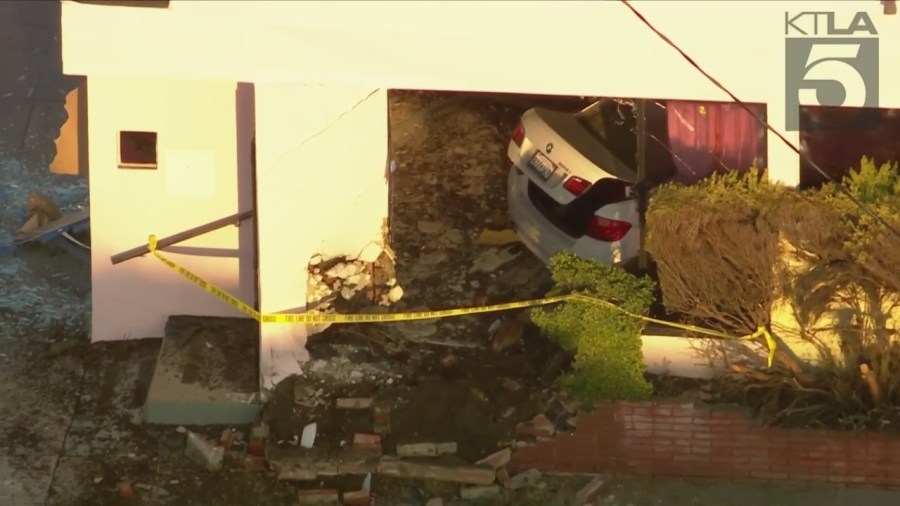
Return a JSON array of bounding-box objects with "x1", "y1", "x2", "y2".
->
[{"x1": 95, "y1": 255, "x2": 252, "y2": 341}]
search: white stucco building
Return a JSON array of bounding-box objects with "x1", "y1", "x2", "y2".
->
[{"x1": 60, "y1": 0, "x2": 900, "y2": 391}]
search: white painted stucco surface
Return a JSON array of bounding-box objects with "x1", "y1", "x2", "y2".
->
[
  {"x1": 254, "y1": 84, "x2": 388, "y2": 389},
  {"x1": 61, "y1": 0, "x2": 900, "y2": 188},
  {"x1": 87, "y1": 77, "x2": 256, "y2": 342},
  {"x1": 61, "y1": 0, "x2": 899, "y2": 381}
]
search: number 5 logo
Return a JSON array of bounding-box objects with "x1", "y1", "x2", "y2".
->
[
  {"x1": 796, "y1": 44, "x2": 867, "y2": 108},
  {"x1": 785, "y1": 38, "x2": 879, "y2": 131}
]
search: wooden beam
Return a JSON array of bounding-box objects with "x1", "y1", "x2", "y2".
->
[{"x1": 110, "y1": 210, "x2": 253, "y2": 265}]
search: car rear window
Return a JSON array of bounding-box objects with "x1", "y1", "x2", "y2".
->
[{"x1": 576, "y1": 100, "x2": 638, "y2": 169}]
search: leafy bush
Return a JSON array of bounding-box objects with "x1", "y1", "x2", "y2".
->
[
  {"x1": 532, "y1": 252, "x2": 655, "y2": 402},
  {"x1": 654, "y1": 157, "x2": 900, "y2": 431},
  {"x1": 645, "y1": 167, "x2": 789, "y2": 334}
]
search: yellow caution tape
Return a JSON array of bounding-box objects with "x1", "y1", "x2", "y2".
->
[{"x1": 147, "y1": 235, "x2": 777, "y2": 366}]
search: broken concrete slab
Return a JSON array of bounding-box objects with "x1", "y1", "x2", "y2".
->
[
  {"x1": 575, "y1": 476, "x2": 606, "y2": 505},
  {"x1": 475, "y1": 229, "x2": 519, "y2": 246},
  {"x1": 336, "y1": 397, "x2": 374, "y2": 410},
  {"x1": 397, "y1": 443, "x2": 438, "y2": 458},
  {"x1": 353, "y1": 433, "x2": 382, "y2": 451},
  {"x1": 436, "y1": 442, "x2": 458, "y2": 455},
  {"x1": 468, "y1": 247, "x2": 519, "y2": 274},
  {"x1": 297, "y1": 489, "x2": 340, "y2": 505},
  {"x1": 491, "y1": 318, "x2": 525, "y2": 353},
  {"x1": 460, "y1": 485, "x2": 502, "y2": 501},
  {"x1": 185, "y1": 432, "x2": 224, "y2": 471},
  {"x1": 144, "y1": 316, "x2": 261, "y2": 426},
  {"x1": 357, "y1": 242, "x2": 384, "y2": 263},
  {"x1": 506, "y1": 468, "x2": 542, "y2": 491},
  {"x1": 376, "y1": 458, "x2": 497, "y2": 485},
  {"x1": 475, "y1": 448, "x2": 511, "y2": 469}
]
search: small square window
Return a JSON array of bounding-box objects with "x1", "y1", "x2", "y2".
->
[{"x1": 119, "y1": 131, "x2": 158, "y2": 169}]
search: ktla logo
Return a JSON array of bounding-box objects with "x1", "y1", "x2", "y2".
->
[{"x1": 784, "y1": 11, "x2": 880, "y2": 131}]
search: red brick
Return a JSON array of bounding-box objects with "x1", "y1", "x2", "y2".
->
[
  {"x1": 297, "y1": 489, "x2": 339, "y2": 505},
  {"x1": 690, "y1": 438, "x2": 711, "y2": 448},
  {"x1": 243, "y1": 455, "x2": 267, "y2": 472},
  {"x1": 671, "y1": 423, "x2": 695, "y2": 433},
  {"x1": 653, "y1": 430, "x2": 683, "y2": 439},
  {"x1": 342, "y1": 490, "x2": 371, "y2": 505},
  {"x1": 496, "y1": 466, "x2": 510, "y2": 485},
  {"x1": 552, "y1": 435, "x2": 596, "y2": 461},
  {"x1": 751, "y1": 470, "x2": 789, "y2": 480},
  {"x1": 476, "y1": 448, "x2": 512, "y2": 469},
  {"x1": 248, "y1": 440, "x2": 265, "y2": 457},
  {"x1": 220, "y1": 429, "x2": 236, "y2": 451},
  {"x1": 733, "y1": 448, "x2": 768, "y2": 458},
  {"x1": 516, "y1": 423, "x2": 554, "y2": 438},
  {"x1": 117, "y1": 482, "x2": 134, "y2": 500},
  {"x1": 673, "y1": 453, "x2": 710, "y2": 463},
  {"x1": 353, "y1": 433, "x2": 382, "y2": 450},
  {"x1": 691, "y1": 446, "x2": 711, "y2": 455},
  {"x1": 718, "y1": 467, "x2": 752, "y2": 479}
]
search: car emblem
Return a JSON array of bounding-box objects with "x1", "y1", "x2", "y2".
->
[{"x1": 546, "y1": 142, "x2": 554, "y2": 154}]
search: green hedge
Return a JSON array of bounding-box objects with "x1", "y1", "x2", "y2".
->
[{"x1": 532, "y1": 252, "x2": 655, "y2": 402}]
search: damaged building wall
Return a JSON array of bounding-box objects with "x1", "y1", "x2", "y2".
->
[
  {"x1": 61, "y1": 1, "x2": 900, "y2": 189},
  {"x1": 254, "y1": 84, "x2": 388, "y2": 390},
  {"x1": 87, "y1": 76, "x2": 256, "y2": 342}
]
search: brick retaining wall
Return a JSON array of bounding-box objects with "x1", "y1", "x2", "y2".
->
[{"x1": 508, "y1": 400, "x2": 900, "y2": 487}]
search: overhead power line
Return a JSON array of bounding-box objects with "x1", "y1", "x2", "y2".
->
[{"x1": 620, "y1": 0, "x2": 900, "y2": 243}]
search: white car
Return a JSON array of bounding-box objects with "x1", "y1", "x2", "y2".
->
[{"x1": 507, "y1": 99, "x2": 652, "y2": 267}]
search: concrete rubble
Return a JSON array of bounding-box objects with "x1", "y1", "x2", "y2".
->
[
  {"x1": 15, "y1": 191, "x2": 61, "y2": 239},
  {"x1": 185, "y1": 431, "x2": 225, "y2": 471},
  {"x1": 306, "y1": 241, "x2": 402, "y2": 310},
  {"x1": 506, "y1": 468, "x2": 542, "y2": 491},
  {"x1": 575, "y1": 476, "x2": 607, "y2": 505},
  {"x1": 460, "y1": 484, "x2": 503, "y2": 500}
]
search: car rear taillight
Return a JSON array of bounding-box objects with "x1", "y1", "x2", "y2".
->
[
  {"x1": 563, "y1": 176, "x2": 591, "y2": 196},
  {"x1": 511, "y1": 122, "x2": 525, "y2": 147},
  {"x1": 586, "y1": 217, "x2": 632, "y2": 242}
]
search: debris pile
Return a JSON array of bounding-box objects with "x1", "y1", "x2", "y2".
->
[
  {"x1": 249, "y1": 384, "x2": 590, "y2": 504},
  {"x1": 307, "y1": 242, "x2": 403, "y2": 310},
  {"x1": 16, "y1": 191, "x2": 61, "y2": 239}
]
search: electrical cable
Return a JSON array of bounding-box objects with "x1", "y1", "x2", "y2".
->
[{"x1": 620, "y1": 0, "x2": 900, "y2": 243}]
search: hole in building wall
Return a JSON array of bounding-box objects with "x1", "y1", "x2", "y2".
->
[
  {"x1": 118, "y1": 130, "x2": 158, "y2": 169},
  {"x1": 302, "y1": 91, "x2": 771, "y2": 350},
  {"x1": 381, "y1": 91, "x2": 768, "y2": 315},
  {"x1": 799, "y1": 105, "x2": 900, "y2": 189}
]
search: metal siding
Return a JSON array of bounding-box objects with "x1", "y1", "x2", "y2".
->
[{"x1": 667, "y1": 101, "x2": 766, "y2": 185}]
